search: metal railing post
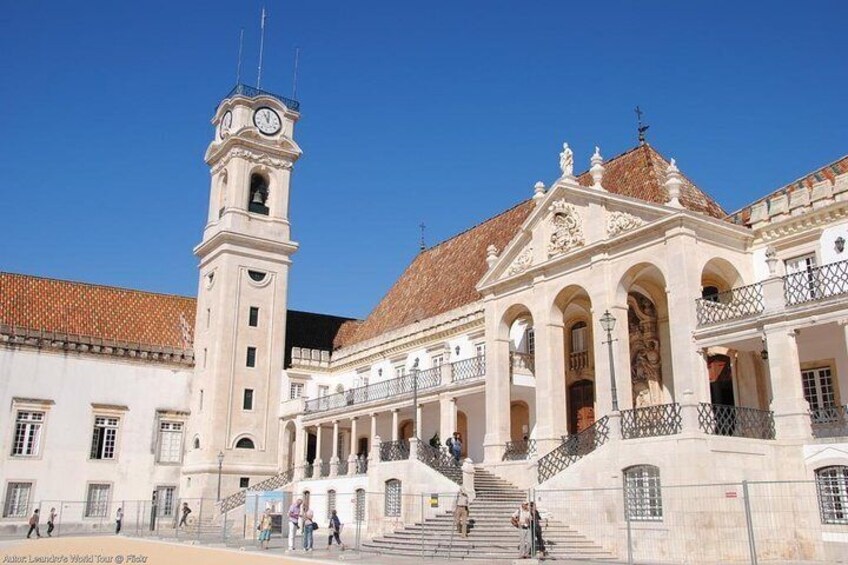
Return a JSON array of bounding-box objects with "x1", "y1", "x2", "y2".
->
[
  {"x1": 197, "y1": 498, "x2": 203, "y2": 543},
  {"x1": 623, "y1": 486, "x2": 633, "y2": 565},
  {"x1": 742, "y1": 481, "x2": 758, "y2": 565}
]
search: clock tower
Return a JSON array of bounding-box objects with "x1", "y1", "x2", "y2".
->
[{"x1": 182, "y1": 85, "x2": 301, "y2": 500}]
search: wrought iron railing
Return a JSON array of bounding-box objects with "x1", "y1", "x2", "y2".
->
[
  {"x1": 697, "y1": 403, "x2": 775, "y2": 440},
  {"x1": 811, "y1": 405, "x2": 848, "y2": 439},
  {"x1": 696, "y1": 283, "x2": 764, "y2": 326},
  {"x1": 503, "y1": 439, "x2": 537, "y2": 461},
  {"x1": 219, "y1": 467, "x2": 294, "y2": 513},
  {"x1": 417, "y1": 442, "x2": 463, "y2": 484},
  {"x1": 225, "y1": 83, "x2": 301, "y2": 112},
  {"x1": 569, "y1": 350, "x2": 590, "y2": 372},
  {"x1": 537, "y1": 416, "x2": 609, "y2": 483},
  {"x1": 621, "y1": 403, "x2": 682, "y2": 439},
  {"x1": 510, "y1": 351, "x2": 535, "y2": 374},
  {"x1": 380, "y1": 440, "x2": 410, "y2": 462},
  {"x1": 451, "y1": 355, "x2": 486, "y2": 382},
  {"x1": 336, "y1": 459, "x2": 349, "y2": 476},
  {"x1": 319, "y1": 461, "x2": 330, "y2": 477},
  {"x1": 303, "y1": 463, "x2": 314, "y2": 479},
  {"x1": 784, "y1": 259, "x2": 848, "y2": 306},
  {"x1": 304, "y1": 367, "x2": 442, "y2": 414},
  {"x1": 353, "y1": 456, "x2": 369, "y2": 475}
]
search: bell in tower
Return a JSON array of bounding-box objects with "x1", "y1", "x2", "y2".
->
[{"x1": 248, "y1": 173, "x2": 270, "y2": 215}]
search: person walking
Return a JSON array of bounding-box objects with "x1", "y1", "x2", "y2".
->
[
  {"x1": 454, "y1": 488, "x2": 470, "y2": 537},
  {"x1": 449, "y1": 432, "x2": 463, "y2": 465},
  {"x1": 258, "y1": 509, "x2": 273, "y2": 550},
  {"x1": 327, "y1": 509, "x2": 344, "y2": 549},
  {"x1": 510, "y1": 502, "x2": 532, "y2": 558},
  {"x1": 115, "y1": 507, "x2": 123, "y2": 534},
  {"x1": 529, "y1": 502, "x2": 546, "y2": 557},
  {"x1": 178, "y1": 502, "x2": 192, "y2": 528},
  {"x1": 301, "y1": 505, "x2": 315, "y2": 551},
  {"x1": 287, "y1": 498, "x2": 302, "y2": 551},
  {"x1": 26, "y1": 508, "x2": 41, "y2": 539},
  {"x1": 46, "y1": 508, "x2": 56, "y2": 537}
]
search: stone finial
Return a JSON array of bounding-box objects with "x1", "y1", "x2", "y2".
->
[
  {"x1": 590, "y1": 146, "x2": 605, "y2": 189},
  {"x1": 486, "y1": 244, "x2": 499, "y2": 268},
  {"x1": 532, "y1": 181, "x2": 546, "y2": 202},
  {"x1": 664, "y1": 158, "x2": 683, "y2": 208},
  {"x1": 559, "y1": 142, "x2": 574, "y2": 177},
  {"x1": 765, "y1": 246, "x2": 779, "y2": 276}
]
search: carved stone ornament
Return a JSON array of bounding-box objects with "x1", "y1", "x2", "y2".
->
[
  {"x1": 606, "y1": 211, "x2": 645, "y2": 238},
  {"x1": 212, "y1": 147, "x2": 293, "y2": 174},
  {"x1": 507, "y1": 246, "x2": 533, "y2": 276},
  {"x1": 546, "y1": 200, "x2": 584, "y2": 258}
]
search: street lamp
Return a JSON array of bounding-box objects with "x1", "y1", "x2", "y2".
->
[
  {"x1": 599, "y1": 310, "x2": 620, "y2": 412},
  {"x1": 412, "y1": 358, "x2": 420, "y2": 440},
  {"x1": 216, "y1": 451, "x2": 225, "y2": 501}
]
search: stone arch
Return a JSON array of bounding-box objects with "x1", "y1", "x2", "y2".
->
[
  {"x1": 398, "y1": 419, "x2": 414, "y2": 441},
  {"x1": 509, "y1": 401, "x2": 530, "y2": 442},
  {"x1": 248, "y1": 169, "x2": 271, "y2": 214},
  {"x1": 700, "y1": 257, "x2": 745, "y2": 299},
  {"x1": 282, "y1": 421, "x2": 297, "y2": 471}
]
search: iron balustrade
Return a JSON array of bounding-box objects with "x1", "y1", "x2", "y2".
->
[
  {"x1": 784, "y1": 259, "x2": 848, "y2": 306},
  {"x1": 503, "y1": 439, "x2": 537, "y2": 461},
  {"x1": 379, "y1": 439, "x2": 410, "y2": 462},
  {"x1": 537, "y1": 416, "x2": 609, "y2": 483},
  {"x1": 304, "y1": 366, "x2": 442, "y2": 414},
  {"x1": 417, "y1": 442, "x2": 463, "y2": 484},
  {"x1": 811, "y1": 405, "x2": 848, "y2": 439},
  {"x1": 336, "y1": 459, "x2": 349, "y2": 476},
  {"x1": 621, "y1": 403, "x2": 683, "y2": 439},
  {"x1": 219, "y1": 467, "x2": 294, "y2": 513},
  {"x1": 510, "y1": 351, "x2": 535, "y2": 374},
  {"x1": 696, "y1": 283, "x2": 765, "y2": 326},
  {"x1": 451, "y1": 355, "x2": 486, "y2": 382},
  {"x1": 353, "y1": 456, "x2": 369, "y2": 475},
  {"x1": 303, "y1": 463, "x2": 314, "y2": 479},
  {"x1": 319, "y1": 461, "x2": 330, "y2": 477},
  {"x1": 225, "y1": 83, "x2": 301, "y2": 112},
  {"x1": 697, "y1": 403, "x2": 775, "y2": 440}
]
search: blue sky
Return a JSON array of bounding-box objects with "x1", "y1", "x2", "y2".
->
[{"x1": 1, "y1": 1, "x2": 846, "y2": 319}]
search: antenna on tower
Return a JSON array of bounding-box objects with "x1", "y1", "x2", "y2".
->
[
  {"x1": 235, "y1": 28, "x2": 244, "y2": 84},
  {"x1": 419, "y1": 222, "x2": 427, "y2": 252},
  {"x1": 257, "y1": 7, "x2": 267, "y2": 88},
  {"x1": 292, "y1": 47, "x2": 301, "y2": 100},
  {"x1": 635, "y1": 105, "x2": 650, "y2": 145}
]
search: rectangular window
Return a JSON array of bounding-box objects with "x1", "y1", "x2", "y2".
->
[
  {"x1": 431, "y1": 355, "x2": 444, "y2": 368},
  {"x1": 246, "y1": 347, "x2": 257, "y2": 367},
  {"x1": 3, "y1": 482, "x2": 32, "y2": 518},
  {"x1": 624, "y1": 466, "x2": 663, "y2": 521},
  {"x1": 157, "y1": 421, "x2": 183, "y2": 464},
  {"x1": 318, "y1": 385, "x2": 329, "y2": 397},
  {"x1": 249, "y1": 306, "x2": 259, "y2": 327},
  {"x1": 290, "y1": 383, "x2": 304, "y2": 400},
  {"x1": 803, "y1": 367, "x2": 836, "y2": 413},
  {"x1": 12, "y1": 411, "x2": 44, "y2": 457},
  {"x1": 243, "y1": 389, "x2": 254, "y2": 411},
  {"x1": 526, "y1": 328, "x2": 536, "y2": 355},
  {"x1": 85, "y1": 484, "x2": 110, "y2": 518},
  {"x1": 202, "y1": 348, "x2": 207, "y2": 369},
  {"x1": 785, "y1": 253, "x2": 818, "y2": 300},
  {"x1": 239, "y1": 477, "x2": 250, "y2": 489},
  {"x1": 385, "y1": 480, "x2": 401, "y2": 517},
  {"x1": 157, "y1": 486, "x2": 176, "y2": 517},
  {"x1": 199, "y1": 390, "x2": 204, "y2": 412},
  {"x1": 395, "y1": 365, "x2": 406, "y2": 378},
  {"x1": 816, "y1": 466, "x2": 848, "y2": 525},
  {"x1": 206, "y1": 308, "x2": 211, "y2": 328},
  {"x1": 476, "y1": 343, "x2": 486, "y2": 358},
  {"x1": 90, "y1": 417, "x2": 119, "y2": 460}
]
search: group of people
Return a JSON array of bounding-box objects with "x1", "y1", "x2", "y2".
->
[
  {"x1": 511, "y1": 501, "x2": 547, "y2": 559},
  {"x1": 25, "y1": 508, "x2": 55, "y2": 539},
  {"x1": 284, "y1": 498, "x2": 345, "y2": 552}
]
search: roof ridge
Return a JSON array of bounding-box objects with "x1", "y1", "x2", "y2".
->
[{"x1": 0, "y1": 271, "x2": 196, "y2": 302}]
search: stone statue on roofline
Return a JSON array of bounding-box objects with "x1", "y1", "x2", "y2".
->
[{"x1": 559, "y1": 142, "x2": 574, "y2": 177}]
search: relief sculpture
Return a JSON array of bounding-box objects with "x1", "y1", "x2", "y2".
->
[{"x1": 628, "y1": 291, "x2": 663, "y2": 407}]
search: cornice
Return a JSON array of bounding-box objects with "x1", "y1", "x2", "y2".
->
[{"x1": 755, "y1": 200, "x2": 848, "y2": 243}]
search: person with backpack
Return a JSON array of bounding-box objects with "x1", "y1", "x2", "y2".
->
[
  {"x1": 448, "y1": 432, "x2": 463, "y2": 465},
  {"x1": 327, "y1": 509, "x2": 345, "y2": 549}
]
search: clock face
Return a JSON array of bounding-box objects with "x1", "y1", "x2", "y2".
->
[
  {"x1": 219, "y1": 111, "x2": 232, "y2": 138},
  {"x1": 253, "y1": 107, "x2": 281, "y2": 135}
]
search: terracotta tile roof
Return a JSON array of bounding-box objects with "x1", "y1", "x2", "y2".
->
[
  {"x1": 728, "y1": 154, "x2": 848, "y2": 226},
  {"x1": 0, "y1": 272, "x2": 196, "y2": 350},
  {"x1": 335, "y1": 144, "x2": 725, "y2": 349}
]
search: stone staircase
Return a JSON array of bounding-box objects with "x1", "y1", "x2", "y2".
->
[{"x1": 362, "y1": 467, "x2": 614, "y2": 560}]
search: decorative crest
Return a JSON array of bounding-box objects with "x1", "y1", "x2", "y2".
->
[
  {"x1": 547, "y1": 200, "x2": 584, "y2": 257},
  {"x1": 507, "y1": 246, "x2": 533, "y2": 276},
  {"x1": 607, "y1": 211, "x2": 645, "y2": 238}
]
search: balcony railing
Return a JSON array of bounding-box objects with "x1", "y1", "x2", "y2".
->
[
  {"x1": 225, "y1": 83, "x2": 301, "y2": 112},
  {"x1": 353, "y1": 456, "x2": 369, "y2": 475},
  {"x1": 569, "y1": 350, "x2": 590, "y2": 372},
  {"x1": 621, "y1": 403, "x2": 682, "y2": 439},
  {"x1": 696, "y1": 283, "x2": 765, "y2": 326},
  {"x1": 811, "y1": 405, "x2": 848, "y2": 439},
  {"x1": 784, "y1": 259, "x2": 848, "y2": 306},
  {"x1": 337, "y1": 459, "x2": 348, "y2": 476},
  {"x1": 417, "y1": 442, "x2": 462, "y2": 484},
  {"x1": 451, "y1": 355, "x2": 486, "y2": 382},
  {"x1": 537, "y1": 416, "x2": 609, "y2": 483},
  {"x1": 502, "y1": 439, "x2": 537, "y2": 461},
  {"x1": 319, "y1": 461, "x2": 330, "y2": 477},
  {"x1": 697, "y1": 403, "x2": 775, "y2": 440},
  {"x1": 510, "y1": 351, "x2": 535, "y2": 374},
  {"x1": 303, "y1": 463, "x2": 314, "y2": 479},
  {"x1": 380, "y1": 439, "x2": 410, "y2": 462}
]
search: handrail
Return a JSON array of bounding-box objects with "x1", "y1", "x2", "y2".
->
[
  {"x1": 417, "y1": 442, "x2": 462, "y2": 484},
  {"x1": 784, "y1": 258, "x2": 848, "y2": 306},
  {"x1": 537, "y1": 416, "x2": 609, "y2": 483},
  {"x1": 621, "y1": 403, "x2": 682, "y2": 439},
  {"x1": 379, "y1": 440, "x2": 410, "y2": 462},
  {"x1": 503, "y1": 439, "x2": 536, "y2": 461},
  {"x1": 219, "y1": 467, "x2": 294, "y2": 513},
  {"x1": 810, "y1": 405, "x2": 848, "y2": 439},
  {"x1": 451, "y1": 355, "x2": 486, "y2": 382},
  {"x1": 695, "y1": 283, "x2": 764, "y2": 326},
  {"x1": 697, "y1": 403, "x2": 775, "y2": 440}
]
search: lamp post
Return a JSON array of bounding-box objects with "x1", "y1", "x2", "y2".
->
[
  {"x1": 216, "y1": 451, "x2": 225, "y2": 501},
  {"x1": 412, "y1": 358, "x2": 419, "y2": 440},
  {"x1": 599, "y1": 310, "x2": 620, "y2": 412}
]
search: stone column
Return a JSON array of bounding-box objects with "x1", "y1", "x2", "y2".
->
[
  {"x1": 348, "y1": 417, "x2": 358, "y2": 475},
  {"x1": 415, "y1": 404, "x2": 423, "y2": 439},
  {"x1": 294, "y1": 422, "x2": 307, "y2": 481},
  {"x1": 533, "y1": 307, "x2": 567, "y2": 455},
  {"x1": 330, "y1": 420, "x2": 340, "y2": 477},
  {"x1": 439, "y1": 396, "x2": 457, "y2": 450},
  {"x1": 483, "y1": 321, "x2": 511, "y2": 462},
  {"x1": 314, "y1": 423, "x2": 324, "y2": 476},
  {"x1": 369, "y1": 414, "x2": 379, "y2": 467},
  {"x1": 765, "y1": 326, "x2": 811, "y2": 440},
  {"x1": 391, "y1": 409, "x2": 399, "y2": 441}
]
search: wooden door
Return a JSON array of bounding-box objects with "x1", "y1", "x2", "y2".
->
[{"x1": 569, "y1": 380, "x2": 595, "y2": 434}]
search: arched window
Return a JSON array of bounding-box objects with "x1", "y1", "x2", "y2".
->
[
  {"x1": 816, "y1": 466, "x2": 848, "y2": 524},
  {"x1": 570, "y1": 321, "x2": 588, "y2": 353},
  {"x1": 193, "y1": 436, "x2": 200, "y2": 450},
  {"x1": 623, "y1": 465, "x2": 663, "y2": 521},
  {"x1": 327, "y1": 489, "x2": 336, "y2": 515},
  {"x1": 235, "y1": 437, "x2": 255, "y2": 449},
  {"x1": 248, "y1": 173, "x2": 270, "y2": 215},
  {"x1": 385, "y1": 479, "x2": 401, "y2": 517},
  {"x1": 355, "y1": 489, "x2": 366, "y2": 523}
]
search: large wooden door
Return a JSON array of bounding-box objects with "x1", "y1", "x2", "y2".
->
[{"x1": 569, "y1": 380, "x2": 595, "y2": 434}]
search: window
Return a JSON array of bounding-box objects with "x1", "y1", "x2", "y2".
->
[
  {"x1": 355, "y1": 489, "x2": 366, "y2": 522},
  {"x1": 803, "y1": 367, "x2": 837, "y2": 419},
  {"x1": 476, "y1": 343, "x2": 486, "y2": 359},
  {"x1": 199, "y1": 389, "x2": 204, "y2": 412},
  {"x1": 236, "y1": 437, "x2": 255, "y2": 449},
  {"x1": 243, "y1": 389, "x2": 254, "y2": 411},
  {"x1": 526, "y1": 327, "x2": 536, "y2": 355},
  {"x1": 246, "y1": 347, "x2": 257, "y2": 367},
  {"x1": 248, "y1": 270, "x2": 267, "y2": 282},
  {"x1": 785, "y1": 253, "x2": 818, "y2": 299},
  {"x1": 156, "y1": 486, "x2": 176, "y2": 517},
  {"x1": 248, "y1": 174, "x2": 270, "y2": 215},
  {"x1": 249, "y1": 306, "x2": 259, "y2": 327},
  {"x1": 431, "y1": 355, "x2": 444, "y2": 368},
  {"x1": 239, "y1": 477, "x2": 250, "y2": 489},
  {"x1": 193, "y1": 436, "x2": 200, "y2": 450},
  {"x1": 571, "y1": 321, "x2": 588, "y2": 353},
  {"x1": 385, "y1": 479, "x2": 401, "y2": 517},
  {"x1": 624, "y1": 465, "x2": 663, "y2": 521},
  {"x1": 202, "y1": 348, "x2": 207, "y2": 368},
  {"x1": 318, "y1": 385, "x2": 329, "y2": 397},
  {"x1": 3, "y1": 482, "x2": 32, "y2": 518},
  {"x1": 85, "y1": 484, "x2": 111, "y2": 518},
  {"x1": 327, "y1": 489, "x2": 337, "y2": 515},
  {"x1": 157, "y1": 421, "x2": 183, "y2": 464},
  {"x1": 90, "y1": 417, "x2": 119, "y2": 460},
  {"x1": 12, "y1": 411, "x2": 44, "y2": 457},
  {"x1": 816, "y1": 466, "x2": 848, "y2": 525},
  {"x1": 290, "y1": 382, "x2": 304, "y2": 400},
  {"x1": 395, "y1": 365, "x2": 406, "y2": 378}
]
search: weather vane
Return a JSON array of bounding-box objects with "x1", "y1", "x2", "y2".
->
[
  {"x1": 419, "y1": 222, "x2": 426, "y2": 252},
  {"x1": 635, "y1": 106, "x2": 650, "y2": 145}
]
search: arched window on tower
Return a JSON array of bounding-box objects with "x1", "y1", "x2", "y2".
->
[
  {"x1": 248, "y1": 173, "x2": 270, "y2": 215},
  {"x1": 235, "y1": 437, "x2": 255, "y2": 449}
]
